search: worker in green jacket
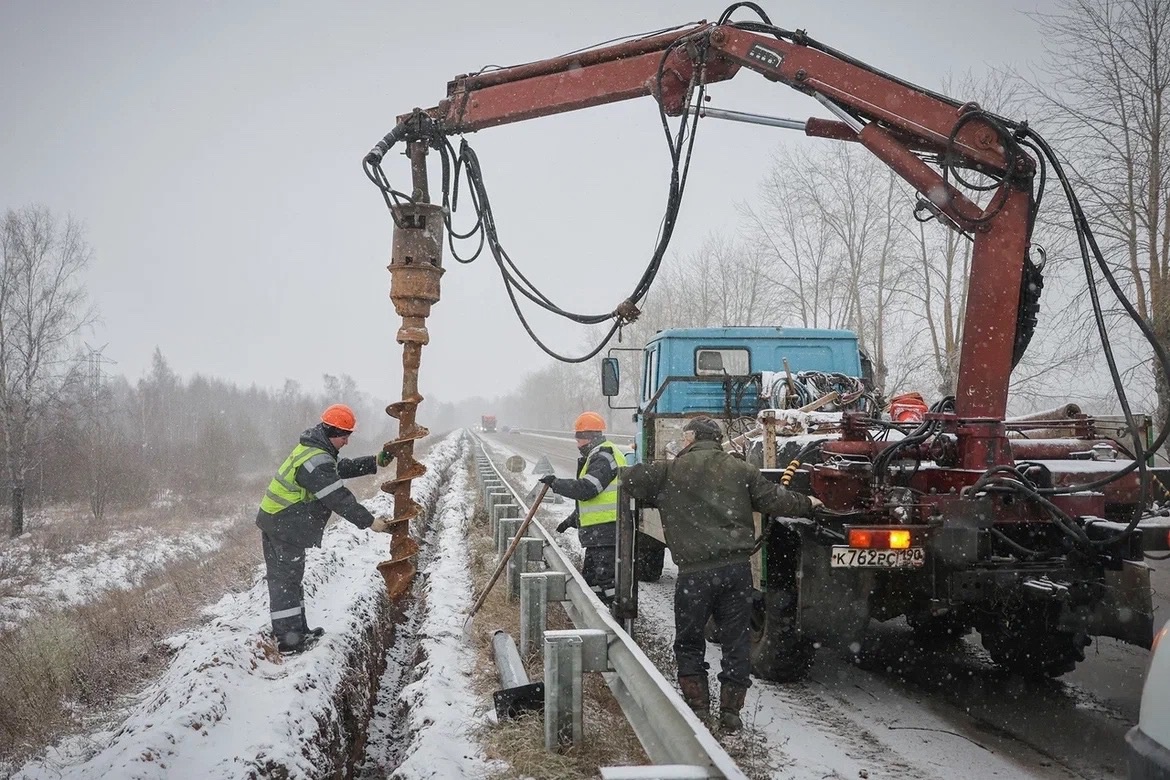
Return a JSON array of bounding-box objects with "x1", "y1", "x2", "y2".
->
[
  {"x1": 256, "y1": 404, "x2": 394, "y2": 654},
  {"x1": 623, "y1": 416, "x2": 821, "y2": 732}
]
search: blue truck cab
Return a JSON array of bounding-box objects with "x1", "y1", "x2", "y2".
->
[
  {"x1": 629, "y1": 326, "x2": 865, "y2": 462},
  {"x1": 602, "y1": 326, "x2": 866, "y2": 584}
]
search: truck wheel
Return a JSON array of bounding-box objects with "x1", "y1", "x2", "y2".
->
[
  {"x1": 750, "y1": 589, "x2": 815, "y2": 682},
  {"x1": 635, "y1": 532, "x2": 666, "y2": 582},
  {"x1": 981, "y1": 624, "x2": 1089, "y2": 677}
]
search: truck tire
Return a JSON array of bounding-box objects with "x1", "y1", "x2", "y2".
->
[
  {"x1": 635, "y1": 531, "x2": 666, "y2": 582},
  {"x1": 981, "y1": 622, "x2": 1089, "y2": 677},
  {"x1": 750, "y1": 589, "x2": 815, "y2": 682}
]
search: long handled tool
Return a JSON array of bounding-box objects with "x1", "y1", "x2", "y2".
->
[{"x1": 467, "y1": 484, "x2": 549, "y2": 622}]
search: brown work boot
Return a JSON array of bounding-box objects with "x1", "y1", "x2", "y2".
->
[
  {"x1": 677, "y1": 675, "x2": 710, "y2": 719},
  {"x1": 719, "y1": 684, "x2": 748, "y2": 732}
]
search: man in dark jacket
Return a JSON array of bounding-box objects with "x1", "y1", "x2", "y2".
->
[
  {"x1": 539, "y1": 411, "x2": 627, "y2": 605},
  {"x1": 256, "y1": 404, "x2": 394, "y2": 654},
  {"x1": 624, "y1": 416, "x2": 821, "y2": 731}
]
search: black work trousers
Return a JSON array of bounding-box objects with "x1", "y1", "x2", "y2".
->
[
  {"x1": 262, "y1": 531, "x2": 309, "y2": 640},
  {"x1": 582, "y1": 545, "x2": 616, "y2": 605},
  {"x1": 674, "y1": 560, "x2": 753, "y2": 688}
]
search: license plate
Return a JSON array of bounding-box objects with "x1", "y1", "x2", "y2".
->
[{"x1": 830, "y1": 546, "x2": 925, "y2": 568}]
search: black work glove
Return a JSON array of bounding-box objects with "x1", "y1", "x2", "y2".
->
[
  {"x1": 556, "y1": 510, "x2": 580, "y2": 533},
  {"x1": 538, "y1": 474, "x2": 557, "y2": 487}
]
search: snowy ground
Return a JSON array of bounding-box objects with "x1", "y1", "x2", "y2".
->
[
  {"x1": 0, "y1": 513, "x2": 239, "y2": 631},
  {"x1": 5, "y1": 428, "x2": 1156, "y2": 779},
  {"x1": 9, "y1": 432, "x2": 492, "y2": 780}
]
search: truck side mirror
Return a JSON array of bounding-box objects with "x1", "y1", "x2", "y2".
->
[{"x1": 601, "y1": 357, "x2": 620, "y2": 397}]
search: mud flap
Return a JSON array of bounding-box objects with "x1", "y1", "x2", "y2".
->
[{"x1": 1087, "y1": 560, "x2": 1154, "y2": 648}]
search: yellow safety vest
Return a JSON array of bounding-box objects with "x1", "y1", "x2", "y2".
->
[
  {"x1": 578, "y1": 441, "x2": 627, "y2": 527},
  {"x1": 259, "y1": 444, "x2": 330, "y2": 515}
]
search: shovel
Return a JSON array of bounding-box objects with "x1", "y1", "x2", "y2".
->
[{"x1": 466, "y1": 484, "x2": 549, "y2": 623}]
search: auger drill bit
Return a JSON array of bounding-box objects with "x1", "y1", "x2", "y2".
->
[{"x1": 377, "y1": 142, "x2": 444, "y2": 600}]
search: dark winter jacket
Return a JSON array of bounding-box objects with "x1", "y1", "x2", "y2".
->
[
  {"x1": 623, "y1": 439, "x2": 813, "y2": 574},
  {"x1": 548, "y1": 433, "x2": 621, "y2": 547},
  {"x1": 255, "y1": 424, "x2": 378, "y2": 548}
]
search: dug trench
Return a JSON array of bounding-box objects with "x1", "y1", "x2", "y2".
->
[{"x1": 293, "y1": 434, "x2": 464, "y2": 779}]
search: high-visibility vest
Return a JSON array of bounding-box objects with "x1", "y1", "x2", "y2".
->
[
  {"x1": 578, "y1": 441, "x2": 627, "y2": 527},
  {"x1": 259, "y1": 444, "x2": 330, "y2": 515}
]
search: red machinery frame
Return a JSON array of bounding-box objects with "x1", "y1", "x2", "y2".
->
[
  {"x1": 407, "y1": 21, "x2": 1032, "y2": 452},
  {"x1": 389, "y1": 19, "x2": 1130, "y2": 522}
]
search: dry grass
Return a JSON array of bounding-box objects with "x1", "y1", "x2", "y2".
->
[
  {"x1": 0, "y1": 489, "x2": 266, "y2": 765},
  {"x1": 0, "y1": 453, "x2": 423, "y2": 767},
  {"x1": 463, "y1": 481, "x2": 649, "y2": 779}
]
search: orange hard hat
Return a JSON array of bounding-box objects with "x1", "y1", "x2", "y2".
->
[
  {"x1": 321, "y1": 403, "x2": 356, "y2": 432},
  {"x1": 574, "y1": 411, "x2": 606, "y2": 433}
]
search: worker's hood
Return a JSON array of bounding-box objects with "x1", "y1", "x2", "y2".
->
[{"x1": 300, "y1": 423, "x2": 340, "y2": 457}]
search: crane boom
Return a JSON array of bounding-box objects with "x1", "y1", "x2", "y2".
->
[{"x1": 371, "y1": 12, "x2": 1040, "y2": 476}]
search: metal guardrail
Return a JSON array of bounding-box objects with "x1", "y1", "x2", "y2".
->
[
  {"x1": 471, "y1": 435, "x2": 745, "y2": 780},
  {"x1": 510, "y1": 427, "x2": 636, "y2": 444}
]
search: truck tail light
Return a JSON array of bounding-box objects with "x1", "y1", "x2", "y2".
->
[{"x1": 848, "y1": 528, "x2": 913, "y2": 550}]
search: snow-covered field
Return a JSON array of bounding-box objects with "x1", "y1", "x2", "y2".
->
[
  {"x1": 0, "y1": 514, "x2": 239, "y2": 631},
  {"x1": 9, "y1": 432, "x2": 492, "y2": 780}
]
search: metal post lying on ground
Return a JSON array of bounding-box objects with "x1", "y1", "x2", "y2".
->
[{"x1": 491, "y1": 629, "x2": 543, "y2": 720}]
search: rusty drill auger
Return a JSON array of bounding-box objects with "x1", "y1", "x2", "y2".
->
[{"x1": 376, "y1": 142, "x2": 444, "y2": 600}]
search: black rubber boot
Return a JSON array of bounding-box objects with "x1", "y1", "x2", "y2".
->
[
  {"x1": 719, "y1": 684, "x2": 748, "y2": 732},
  {"x1": 278, "y1": 630, "x2": 321, "y2": 655},
  {"x1": 677, "y1": 675, "x2": 710, "y2": 719}
]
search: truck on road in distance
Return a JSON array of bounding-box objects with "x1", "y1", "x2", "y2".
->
[{"x1": 481, "y1": 415, "x2": 497, "y2": 432}]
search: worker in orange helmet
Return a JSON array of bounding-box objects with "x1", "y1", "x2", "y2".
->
[
  {"x1": 539, "y1": 411, "x2": 627, "y2": 605},
  {"x1": 255, "y1": 404, "x2": 396, "y2": 654}
]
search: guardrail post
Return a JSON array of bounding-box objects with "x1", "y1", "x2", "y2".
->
[
  {"x1": 509, "y1": 537, "x2": 545, "y2": 602},
  {"x1": 519, "y1": 572, "x2": 552, "y2": 659},
  {"x1": 543, "y1": 629, "x2": 611, "y2": 752},
  {"x1": 498, "y1": 518, "x2": 520, "y2": 558},
  {"x1": 492, "y1": 501, "x2": 518, "y2": 532},
  {"x1": 544, "y1": 632, "x2": 583, "y2": 751},
  {"x1": 488, "y1": 490, "x2": 509, "y2": 534},
  {"x1": 491, "y1": 493, "x2": 514, "y2": 537}
]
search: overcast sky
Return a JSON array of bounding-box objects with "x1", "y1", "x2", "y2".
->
[{"x1": 0, "y1": 0, "x2": 1055, "y2": 406}]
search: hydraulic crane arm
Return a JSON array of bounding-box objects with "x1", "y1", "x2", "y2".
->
[
  {"x1": 402, "y1": 21, "x2": 1029, "y2": 225},
  {"x1": 372, "y1": 13, "x2": 1041, "y2": 482}
]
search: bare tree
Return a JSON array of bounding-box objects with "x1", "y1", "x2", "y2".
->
[
  {"x1": 1026, "y1": 0, "x2": 1170, "y2": 426},
  {"x1": 0, "y1": 206, "x2": 94, "y2": 537},
  {"x1": 745, "y1": 144, "x2": 910, "y2": 394},
  {"x1": 81, "y1": 345, "x2": 116, "y2": 522}
]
